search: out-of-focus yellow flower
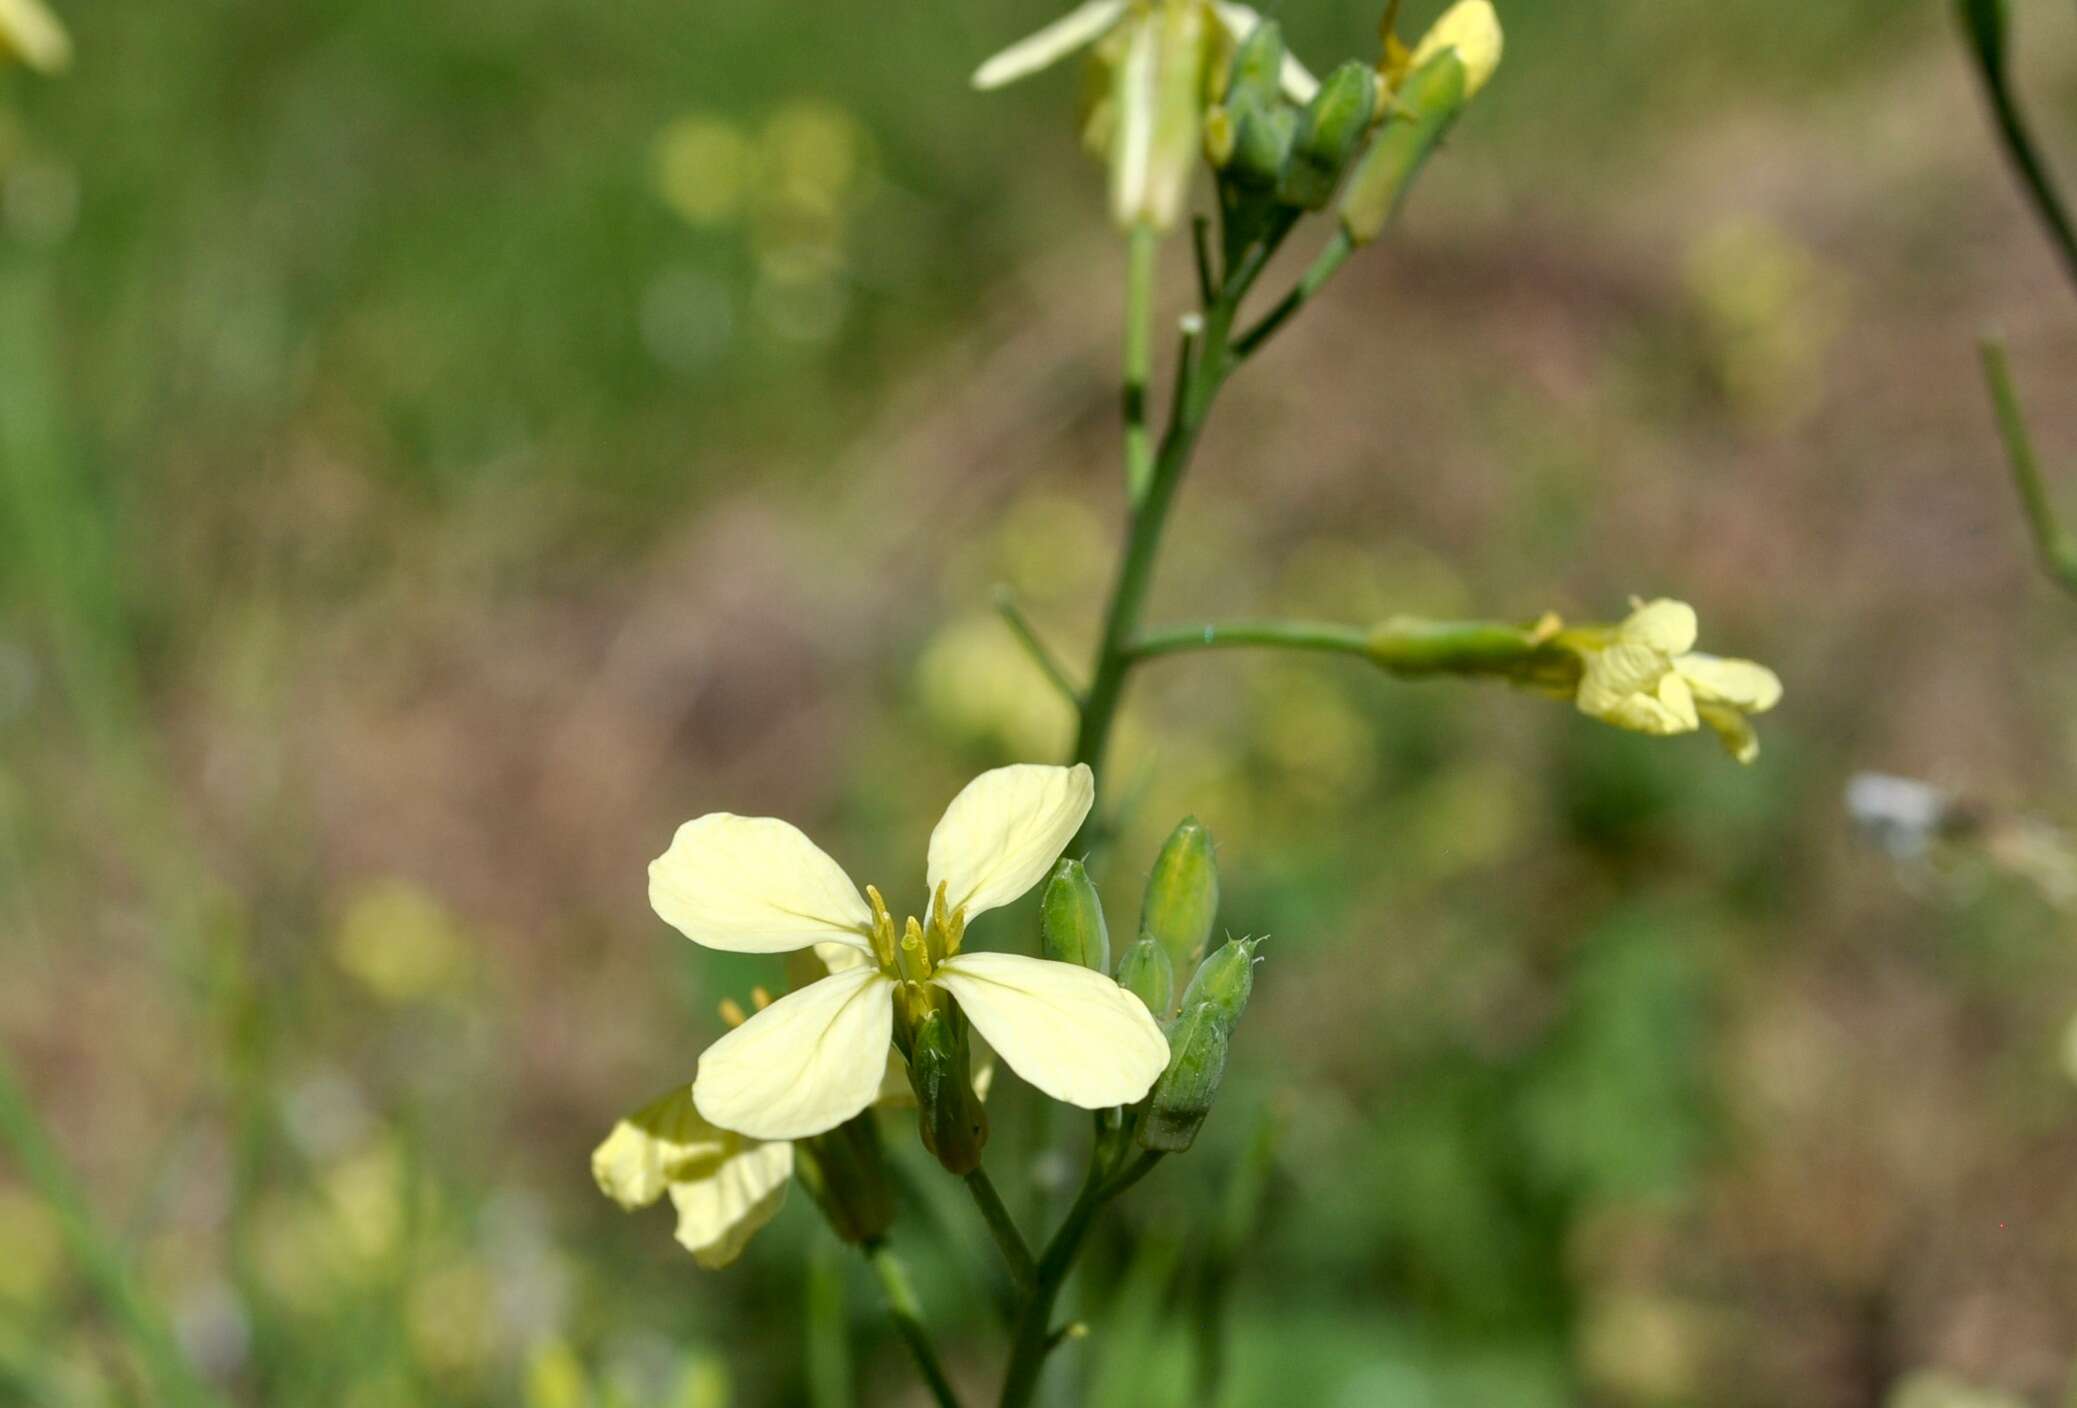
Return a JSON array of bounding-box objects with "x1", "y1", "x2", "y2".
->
[
  {"x1": 0, "y1": 0, "x2": 71, "y2": 75},
  {"x1": 917, "y1": 613, "x2": 1077, "y2": 759},
  {"x1": 408, "y1": 1261, "x2": 499, "y2": 1377},
  {"x1": 761, "y1": 100, "x2": 870, "y2": 223},
  {"x1": 331, "y1": 880, "x2": 469, "y2": 1003},
  {"x1": 524, "y1": 1340, "x2": 592, "y2": 1408},
  {"x1": 1685, "y1": 219, "x2": 1842, "y2": 430},
  {"x1": 653, "y1": 115, "x2": 750, "y2": 227},
  {"x1": 0, "y1": 1187, "x2": 62, "y2": 1304},
  {"x1": 1567, "y1": 598, "x2": 1781, "y2": 762}
]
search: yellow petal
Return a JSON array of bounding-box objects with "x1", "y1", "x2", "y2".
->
[
  {"x1": 1576, "y1": 642, "x2": 1673, "y2": 720},
  {"x1": 1696, "y1": 702, "x2": 1762, "y2": 764},
  {"x1": 1616, "y1": 598, "x2": 1699, "y2": 655},
  {"x1": 1408, "y1": 0, "x2": 1502, "y2": 98},
  {"x1": 930, "y1": 952, "x2": 1168, "y2": 1109},
  {"x1": 0, "y1": 0, "x2": 71, "y2": 75},
  {"x1": 926, "y1": 764, "x2": 1095, "y2": 918},
  {"x1": 650, "y1": 814, "x2": 873, "y2": 956},
  {"x1": 972, "y1": 0, "x2": 1128, "y2": 89},
  {"x1": 693, "y1": 965, "x2": 895, "y2": 1140},
  {"x1": 667, "y1": 1140, "x2": 794, "y2": 1270},
  {"x1": 1676, "y1": 654, "x2": 1782, "y2": 714},
  {"x1": 592, "y1": 1085, "x2": 719, "y2": 1210}
]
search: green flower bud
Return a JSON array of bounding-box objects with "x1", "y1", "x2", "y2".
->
[
  {"x1": 907, "y1": 1009, "x2": 988, "y2": 1175},
  {"x1": 1278, "y1": 61, "x2": 1378, "y2": 211},
  {"x1": 1041, "y1": 858, "x2": 1111, "y2": 973},
  {"x1": 1114, "y1": 931, "x2": 1176, "y2": 1022},
  {"x1": 1141, "y1": 817, "x2": 1220, "y2": 973},
  {"x1": 1139, "y1": 1001, "x2": 1229, "y2": 1151},
  {"x1": 1337, "y1": 52, "x2": 1466, "y2": 247},
  {"x1": 1224, "y1": 102, "x2": 1297, "y2": 189},
  {"x1": 1225, "y1": 16, "x2": 1286, "y2": 112},
  {"x1": 794, "y1": 1111, "x2": 894, "y2": 1246},
  {"x1": 1179, "y1": 935, "x2": 1261, "y2": 1022}
]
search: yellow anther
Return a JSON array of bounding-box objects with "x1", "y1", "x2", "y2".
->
[
  {"x1": 865, "y1": 884, "x2": 899, "y2": 969},
  {"x1": 943, "y1": 903, "x2": 968, "y2": 958},
  {"x1": 717, "y1": 997, "x2": 748, "y2": 1028},
  {"x1": 750, "y1": 986, "x2": 773, "y2": 1011}
]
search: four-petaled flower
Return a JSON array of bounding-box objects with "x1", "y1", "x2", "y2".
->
[
  {"x1": 1572, "y1": 598, "x2": 1783, "y2": 763},
  {"x1": 652, "y1": 763, "x2": 1170, "y2": 1142}
]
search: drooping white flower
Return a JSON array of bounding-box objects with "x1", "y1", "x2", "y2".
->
[
  {"x1": 592, "y1": 1085, "x2": 794, "y2": 1269},
  {"x1": 651, "y1": 764, "x2": 1169, "y2": 1142}
]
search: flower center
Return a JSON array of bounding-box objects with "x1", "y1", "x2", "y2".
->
[{"x1": 863, "y1": 882, "x2": 966, "y2": 982}]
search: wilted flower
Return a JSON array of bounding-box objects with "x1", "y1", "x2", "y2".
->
[
  {"x1": 651, "y1": 764, "x2": 1168, "y2": 1142},
  {"x1": 1567, "y1": 598, "x2": 1782, "y2": 762},
  {"x1": 973, "y1": 0, "x2": 1316, "y2": 229}
]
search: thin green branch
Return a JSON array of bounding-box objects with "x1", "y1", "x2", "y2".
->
[
  {"x1": 865, "y1": 1242, "x2": 964, "y2": 1408},
  {"x1": 1957, "y1": 0, "x2": 2077, "y2": 290},
  {"x1": 1123, "y1": 225, "x2": 1160, "y2": 505},
  {"x1": 992, "y1": 586, "x2": 1083, "y2": 705},
  {"x1": 965, "y1": 1166, "x2": 1037, "y2": 1292},
  {"x1": 1980, "y1": 336, "x2": 2077, "y2": 593},
  {"x1": 1233, "y1": 229, "x2": 1355, "y2": 361}
]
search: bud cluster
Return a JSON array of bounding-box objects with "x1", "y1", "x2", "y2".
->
[
  {"x1": 1052, "y1": 816, "x2": 1266, "y2": 1160},
  {"x1": 1205, "y1": 0, "x2": 1503, "y2": 255}
]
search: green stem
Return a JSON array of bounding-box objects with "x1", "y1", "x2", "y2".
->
[
  {"x1": 997, "y1": 1176, "x2": 1109, "y2": 1408},
  {"x1": 0, "y1": 1051, "x2": 222, "y2": 1408},
  {"x1": 1981, "y1": 336, "x2": 2077, "y2": 594},
  {"x1": 1958, "y1": 0, "x2": 2077, "y2": 291},
  {"x1": 865, "y1": 1241, "x2": 965, "y2": 1408},
  {"x1": 807, "y1": 1242, "x2": 853, "y2": 1408},
  {"x1": 1069, "y1": 224, "x2": 1290, "y2": 831},
  {"x1": 965, "y1": 1166, "x2": 1037, "y2": 1292},
  {"x1": 1123, "y1": 225, "x2": 1159, "y2": 505},
  {"x1": 993, "y1": 586, "x2": 1083, "y2": 705},
  {"x1": 1127, "y1": 619, "x2": 1372, "y2": 660},
  {"x1": 1232, "y1": 230, "x2": 1354, "y2": 361}
]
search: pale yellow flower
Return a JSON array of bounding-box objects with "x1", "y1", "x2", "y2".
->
[
  {"x1": 1572, "y1": 598, "x2": 1782, "y2": 763},
  {"x1": 0, "y1": 0, "x2": 70, "y2": 74},
  {"x1": 651, "y1": 764, "x2": 1168, "y2": 1142}
]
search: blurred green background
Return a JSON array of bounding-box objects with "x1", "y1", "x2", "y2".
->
[{"x1": 7, "y1": 0, "x2": 2077, "y2": 1403}]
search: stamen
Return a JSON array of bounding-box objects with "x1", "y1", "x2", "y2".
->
[
  {"x1": 717, "y1": 997, "x2": 748, "y2": 1028},
  {"x1": 750, "y1": 986, "x2": 773, "y2": 1011}
]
